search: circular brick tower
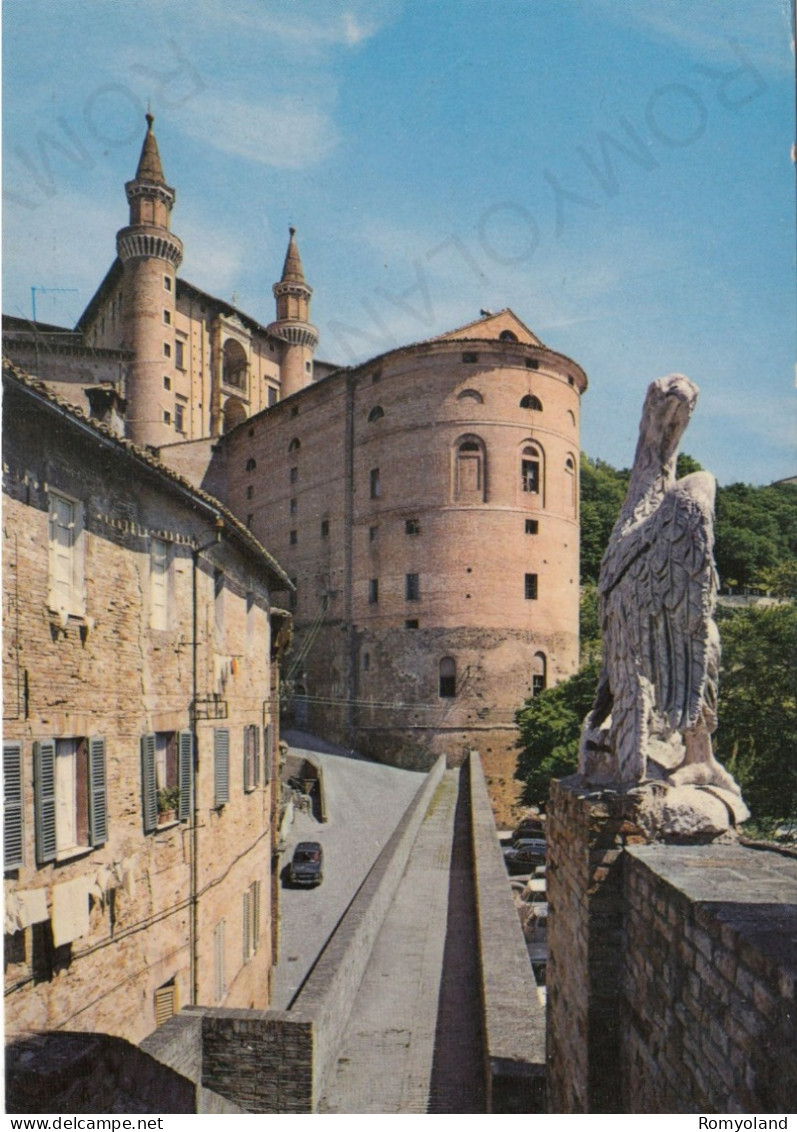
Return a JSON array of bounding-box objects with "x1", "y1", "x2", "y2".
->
[{"x1": 117, "y1": 114, "x2": 184, "y2": 447}]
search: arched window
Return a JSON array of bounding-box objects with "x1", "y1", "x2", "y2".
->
[
  {"x1": 453, "y1": 435, "x2": 486, "y2": 502},
  {"x1": 222, "y1": 339, "x2": 247, "y2": 390},
  {"x1": 368, "y1": 405, "x2": 384, "y2": 422},
  {"x1": 520, "y1": 394, "x2": 543, "y2": 411},
  {"x1": 288, "y1": 437, "x2": 301, "y2": 453},
  {"x1": 439, "y1": 657, "x2": 456, "y2": 698},
  {"x1": 499, "y1": 329, "x2": 518, "y2": 342},
  {"x1": 521, "y1": 443, "x2": 544, "y2": 501},
  {"x1": 567, "y1": 409, "x2": 576, "y2": 427},
  {"x1": 456, "y1": 388, "x2": 484, "y2": 404},
  {"x1": 532, "y1": 652, "x2": 547, "y2": 696},
  {"x1": 245, "y1": 457, "x2": 257, "y2": 472},
  {"x1": 222, "y1": 397, "x2": 246, "y2": 433},
  {"x1": 565, "y1": 454, "x2": 577, "y2": 515}
]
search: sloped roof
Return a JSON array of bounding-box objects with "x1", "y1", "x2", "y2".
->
[
  {"x1": 431, "y1": 308, "x2": 544, "y2": 346},
  {"x1": 2, "y1": 358, "x2": 292, "y2": 591}
]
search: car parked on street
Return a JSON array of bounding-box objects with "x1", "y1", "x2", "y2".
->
[
  {"x1": 503, "y1": 842, "x2": 546, "y2": 875},
  {"x1": 289, "y1": 841, "x2": 324, "y2": 886}
]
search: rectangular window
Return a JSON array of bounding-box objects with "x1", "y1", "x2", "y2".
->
[
  {"x1": 150, "y1": 538, "x2": 170, "y2": 630},
  {"x1": 163, "y1": 342, "x2": 171, "y2": 358},
  {"x1": 405, "y1": 619, "x2": 419, "y2": 629},
  {"x1": 4, "y1": 741, "x2": 24, "y2": 869},
  {"x1": 163, "y1": 375, "x2": 171, "y2": 390},
  {"x1": 370, "y1": 468, "x2": 381, "y2": 499},
  {"x1": 321, "y1": 519, "x2": 329, "y2": 538},
  {"x1": 246, "y1": 485, "x2": 254, "y2": 500},
  {"x1": 163, "y1": 410, "x2": 171, "y2": 425},
  {"x1": 214, "y1": 728, "x2": 230, "y2": 807},
  {"x1": 525, "y1": 519, "x2": 539, "y2": 535},
  {"x1": 405, "y1": 519, "x2": 420, "y2": 535},
  {"x1": 48, "y1": 492, "x2": 85, "y2": 618},
  {"x1": 369, "y1": 526, "x2": 378, "y2": 542},
  {"x1": 405, "y1": 573, "x2": 420, "y2": 601},
  {"x1": 163, "y1": 275, "x2": 172, "y2": 292},
  {"x1": 290, "y1": 466, "x2": 298, "y2": 484},
  {"x1": 175, "y1": 403, "x2": 185, "y2": 432},
  {"x1": 289, "y1": 529, "x2": 297, "y2": 545},
  {"x1": 522, "y1": 460, "x2": 540, "y2": 494},
  {"x1": 155, "y1": 982, "x2": 176, "y2": 1027},
  {"x1": 214, "y1": 920, "x2": 226, "y2": 1002},
  {"x1": 175, "y1": 340, "x2": 184, "y2": 368},
  {"x1": 163, "y1": 310, "x2": 171, "y2": 325},
  {"x1": 532, "y1": 673, "x2": 546, "y2": 696},
  {"x1": 525, "y1": 358, "x2": 539, "y2": 370},
  {"x1": 525, "y1": 573, "x2": 538, "y2": 600},
  {"x1": 268, "y1": 387, "x2": 278, "y2": 407},
  {"x1": 290, "y1": 498, "x2": 297, "y2": 516},
  {"x1": 462, "y1": 352, "x2": 478, "y2": 363},
  {"x1": 34, "y1": 736, "x2": 106, "y2": 863},
  {"x1": 244, "y1": 725, "x2": 260, "y2": 792},
  {"x1": 362, "y1": 652, "x2": 371, "y2": 671},
  {"x1": 368, "y1": 578, "x2": 379, "y2": 604},
  {"x1": 141, "y1": 730, "x2": 192, "y2": 830}
]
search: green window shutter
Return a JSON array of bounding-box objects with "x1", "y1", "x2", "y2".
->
[
  {"x1": 242, "y1": 889, "x2": 251, "y2": 962},
  {"x1": 243, "y1": 727, "x2": 252, "y2": 793},
  {"x1": 88, "y1": 737, "x2": 108, "y2": 846},
  {"x1": 263, "y1": 726, "x2": 271, "y2": 784},
  {"x1": 141, "y1": 733, "x2": 158, "y2": 833},
  {"x1": 4, "y1": 741, "x2": 24, "y2": 869},
  {"x1": 253, "y1": 726, "x2": 261, "y2": 788},
  {"x1": 33, "y1": 739, "x2": 57, "y2": 865},
  {"x1": 251, "y1": 879, "x2": 261, "y2": 951},
  {"x1": 214, "y1": 728, "x2": 229, "y2": 807},
  {"x1": 178, "y1": 731, "x2": 193, "y2": 821}
]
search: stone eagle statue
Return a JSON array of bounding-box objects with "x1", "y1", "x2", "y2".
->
[{"x1": 579, "y1": 375, "x2": 748, "y2": 828}]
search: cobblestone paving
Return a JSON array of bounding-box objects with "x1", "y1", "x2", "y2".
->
[{"x1": 271, "y1": 738, "x2": 426, "y2": 1010}]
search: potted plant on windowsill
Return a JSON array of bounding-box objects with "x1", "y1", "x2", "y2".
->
[{"x1": 157, "y1": 786, "x2": 180, "y2": 824}]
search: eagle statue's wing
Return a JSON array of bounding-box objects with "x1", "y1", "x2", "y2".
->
[{"x1": 602, "y1": 473, "x2": 717, "y2": 735}]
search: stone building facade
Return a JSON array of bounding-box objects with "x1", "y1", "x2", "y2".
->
[
  {"x1": 3, "y1": 362, "x2": 289, "y2": 1043},
  {"x1": 4, "y1": 115, "x2": 588, "y2": 821}
]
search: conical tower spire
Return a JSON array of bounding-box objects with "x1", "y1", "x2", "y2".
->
[
  {"x1": 280, "y1": 226, "x2": 307, "y2": 285},
  {"x1": 267, "y1": 226, "x2": 318, "y2": 398},
  {"x1": 134, "y1": 112, "x2": 167, "y2": 185}
]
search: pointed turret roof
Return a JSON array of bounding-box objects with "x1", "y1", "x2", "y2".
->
[
  {"x1": 134, "y1": 113, "x2": 167, "y2": 185},
  {"x1": 280, "y1": 227, "x2": 307, "y2": 285}
]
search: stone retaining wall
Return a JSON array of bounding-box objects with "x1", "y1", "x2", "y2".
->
[
  {"x1": 199, "y1": 755, "x2": 446, "y2": 1111},
  {"x1": 468, "y1": 752, "x2": 546, "y2": 1112}
]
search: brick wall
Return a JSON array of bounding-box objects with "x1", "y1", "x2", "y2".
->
[
  {"x1": 621, "y1": 845, "x2": 797, "y2": 1113},
  {"x1": 3, "y1": 378, "x2": 279, "y2": 1045},
  {"x1": 547, "y1": 777, "x2": 797, "y2": 1114}
]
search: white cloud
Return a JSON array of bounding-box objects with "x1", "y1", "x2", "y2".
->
[{"x1": 177, "y1": 92, "x2": 339, "y2": 169}]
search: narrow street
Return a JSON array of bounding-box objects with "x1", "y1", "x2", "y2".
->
[{"x1": 271, "y1": 734, "x2": 426, "y2": 1010}]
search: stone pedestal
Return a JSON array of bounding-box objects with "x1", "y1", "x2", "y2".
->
[{"x1": 545, "y1": 775, "x2": 649, "y2": 1113}]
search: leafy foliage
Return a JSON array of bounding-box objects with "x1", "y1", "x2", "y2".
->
[
  {"x1": 579, "y1": 455, "x2": 628, "y2": 582},
  {"x1": 715, "y1": 603, "x2": 797, "y2": 822},
  {"x1": 514, "y1": 656, "x2": 600, "y2": 807},
  {"x1": 715, "y1": 482, "x2": 797, "y2": 591}
]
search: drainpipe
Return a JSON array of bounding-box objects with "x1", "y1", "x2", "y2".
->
[{"x1": 190, "y1": 517, "x2": 224, "y2": 1005}]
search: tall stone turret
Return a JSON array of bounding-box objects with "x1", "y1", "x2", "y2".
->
[
  {"x1": 267, "y1": 227, "x2": 318, "y2": 398},
  {"x1": 117, "y1": 114, "x2": 183, "y2": 447}
]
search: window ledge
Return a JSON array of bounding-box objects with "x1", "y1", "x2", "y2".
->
[{"x1": 55, "y1": 845, "x2": 95, "y2": 864}]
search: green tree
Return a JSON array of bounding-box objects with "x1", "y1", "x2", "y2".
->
[
  {"x1": 715, "y1": 483, "x2": 797, "y2": 591},
  {"x1": 514, "y1": 656, "x2": 600, "y2": 807},
  {"x1": 579, "y1": 455, "x2": 628, "y2": 582},
  {"x1": 716, "y1": 603, "x2": 797, "y2": 823}
]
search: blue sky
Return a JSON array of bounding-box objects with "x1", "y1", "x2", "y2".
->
[{"x1": 3, "y1": 0, "x2": 794, "y2": 484}]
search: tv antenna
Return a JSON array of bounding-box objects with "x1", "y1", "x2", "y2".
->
[{"x1": 31, "y1": 286, "x2": 78, "y2": 323}]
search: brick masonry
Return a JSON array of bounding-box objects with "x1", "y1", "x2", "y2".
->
[{"x1": 547, "y1": 776, "x2": 797, "y2": 1114}]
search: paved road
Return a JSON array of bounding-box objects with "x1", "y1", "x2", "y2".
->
[{"x1": 271, "y1": 735, "x2": 426, "y2": 1010}]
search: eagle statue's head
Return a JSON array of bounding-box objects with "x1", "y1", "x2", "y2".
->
[{"x1": 638, "y1": 374, "x2": 699, "y2": 470}]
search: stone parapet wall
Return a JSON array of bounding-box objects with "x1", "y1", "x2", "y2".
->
[
  {"x1": 547, "y1": 777, "x2": 797, "y2": 1113},
  {"x1": 468, "y1": 752, "x2": 545, "y2": 1112},
  {"x1": 621, "y1": 845, "x2": 797, "y2": 1113},
  {"x1": 199, "y1": 755, "x2": 446, "y2": 1112}
]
